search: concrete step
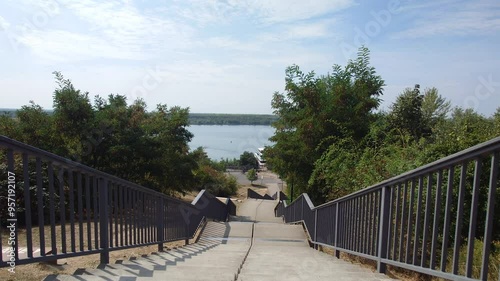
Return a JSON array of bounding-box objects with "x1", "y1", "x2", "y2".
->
[
  {"x1": 149, "y1": 269, "x2": 237, "y2": 280},
  {"x1": 75, "y1": 268, "x2": 141, "y2": 278},
  {"x1": 237, "y1": 273, "x2": 394, "y2": 281},
  {"x1": 45, "y1": 275, "x2": 124, "y2": 281}
]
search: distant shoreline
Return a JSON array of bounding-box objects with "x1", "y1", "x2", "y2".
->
[{"x1": 0, "y1": 109, "x2": 277, "y2": 126}]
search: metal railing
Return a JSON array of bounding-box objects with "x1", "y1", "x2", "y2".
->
[
  {"x1": 0, "y1": 136, "x2": 233, "y2": 267},
  {"x1": 247, "y1": 188, "x2": 274, "y2": 200},
  {"x1": 276, "y1": 136, "x2": 500, "y2": 281}
]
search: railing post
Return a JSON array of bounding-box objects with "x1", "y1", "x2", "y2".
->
[
  {"x1": 334, "y1": 202, "x2": 339, "y2": 258},
  {"x1": 301, "y1": 196, "x2": 304, "y2": 221},
  {"x1": 377, "y1": 186, "x2": 391, "y2": 273},
  {"x1": 157, "y1": 198, "x2": 164, "y2": 252},
  {"x1": 185, "y1": 220, "x2": 190, "y2": 245},
  {"x1": 99, "y1": 178, "x2": 109, "y2": 264},
  {"x1": 314, "y1": 209, "x2": 318, "y2": 250}
]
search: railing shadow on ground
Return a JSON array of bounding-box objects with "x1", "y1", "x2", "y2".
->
[
  {"x1": 275, "y1": 136, "x2": 500, "y2": 281},
  {"x1": 0, "y1": 135, "x2": 235, "y2": 268}
]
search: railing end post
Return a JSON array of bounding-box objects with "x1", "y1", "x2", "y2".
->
[{"x1": 377, "y1": 262, "x2": 387, "y2": 274}]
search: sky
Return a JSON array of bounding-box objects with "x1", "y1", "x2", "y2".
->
[{"x1": 0, "y1": 0, "x2": 499, "y2": 115}]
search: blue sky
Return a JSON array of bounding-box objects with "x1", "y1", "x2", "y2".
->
[{"x1": 0, "y1": 0, "x2": 499, "y2": 115}]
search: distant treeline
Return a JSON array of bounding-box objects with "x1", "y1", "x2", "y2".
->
[
  {"x1": 1, "y1": 109, "x2": 276, "y2": 126},
  {"x1": 189, "y1": 113, "x2": 277, "y2": 125}
]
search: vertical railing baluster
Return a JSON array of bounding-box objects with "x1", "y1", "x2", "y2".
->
[
  {"x1": 334, "y1": 203, "x2": 339, "y2": 258},
  {"x1": 367, "y1": 192, "x2": 373, "y2": 256},
  {"x1": 77, "y1": 172, "x2": 84, "y2": 252},
  {"x1": 147, "y1": 194, "x2": 151, "y2": 242},
  {"x1": 372, "y1": 191, "x2": 378, "y2": 256},
  {"x1": 123, "y1": 185, "x2": 130, "y2": 246},
  {"x1": 58, "y1": 168, "x2": 66, "y2": 253},
  {"x1": 413, "y1": 177, "x2": 424, "y2": 265},
  {"x1": 132, "y1": 189, "x2": 137, "y2": 245},
  {"x1": 349, "y1": 199, "x2": 354, "y2": 250},
  {"x1": 430, "y1": 170, "x2": 443, "y2": 269},
  {"x1": 387, "y1": 186, "x2": 394, "y2": 259},
  {"x1": 481, "y1": 152, "x2": 498, "y2": 280},
  {"x1": 158, "y1": 197, "x2": 165, "y2": 252},
  {"x1": 120, "y1": 185, "x2": 124, "y2": 247},
  {"x1": 109, "y1": 183, "x2": 113, "y2": 248},
  {"x1": 313, "y1": 208, "x2": 318, "y2": 249},
  {"x1": 48, "y1": 163, "x2": 57, "y2": 255},
  {"x1": 36, "y1": 157, "x2": 45, "y2": 256},
  {"x1": 466, "y1": 159, "x2": 482, "y2": 277},
  {"x1": 452, "y1": 163, "x2": 468, "y2": 274},
  {"x1": 68, "y1": 170, "x2": 76, "y2": 253},
  {"x1": 377, "y1": 186, "x2": 391, "y2": 273},
  {"x1": 99, "y1": 178, "x2": 109, "y2": 264},
  {"x1": 7, "y1": 149, "x2": 18, "y2": 261},
  {"x1": 393, "y1": 184, "x2": 400, "y2": 260},
  {"x1": 114, "y1": 184, "x2": 119, "y2": 247},
  {"x1": 399, "y1": 181, "x2": 408, "y2": 262},
  {"x1": 361, "y1": 195, "x2": 367, "y2": 254},
  {"x1": 85, "y1": 174, "x2": 92, "y2": 251},
  {"x1": 23, "y1": 153, "x2": 33, "y2": 258},
  {"x1": 441, "y1": 166, "x2": 455, "y2": 271},
  {"x1": 373, "y1": 189, "x2": 382, "y2": 256},
  {"x1": 141, "y1": 192, "x2": 145, "y2": 244},
  {"x1": 354, "y1": 197, "x2": 360, "y2": 252},
  {"x1": 357, "y1": 197, "x2": 361, "y2": 252},
  {"x1": 422, "y1": 173, "x2": 433, "y2": 267},
  {"x1": 93, "y1": 176, "x2": 99, "y2": 250},
  {"x1": 406, "y1": 179, "x2": 416, "y2": 264}
]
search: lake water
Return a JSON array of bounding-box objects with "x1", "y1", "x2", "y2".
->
[{"x1": 188, "y1": 125, "x2": 275, "y2": 160}]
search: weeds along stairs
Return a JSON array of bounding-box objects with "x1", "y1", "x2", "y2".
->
[{"x1": 46, "y1": 198, "x2": 397, "y2": 281}]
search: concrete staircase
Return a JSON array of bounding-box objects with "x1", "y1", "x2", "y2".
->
[{"x1": 45, "y1": 199, "x2": 397, "y2": 281}]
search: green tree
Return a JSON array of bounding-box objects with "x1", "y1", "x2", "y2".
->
[
  {"x1": 52, "y1": 71, "x2": 95, "y2": 159},
  {"x1": 267, "y1": 46, "x2": 384, "y2": 202},
  {"x1": 421, "y1": 87, "x2": 451, "y2": 133},
  {"x1": 240, "y1": 151, "x2": 257, "y2": 169},
  {"x1": 388, "y1": 85, "x2": 428, "y2": 140},
  {"x1": 246, "y1": 168, "x2": 258, "y2": 185}
]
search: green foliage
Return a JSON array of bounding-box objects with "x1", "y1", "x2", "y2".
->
[
  {"x1": 421, "y1": 87, "x2": 451, "y2": 132},
  {"x1": 388, "y1": 85, "x2": 428, "y2": 140},
  {"x1": 0, "y1": 72, "x2": 213, "y2": 196},
  {"x1": 246, "y1": 168, "x2": 258, "y2": 184},
  {"x1": 266, "y1": 46, "x2": 384, "y2": 201},
  {"x1": 191, "y1": 147, "x2": 238, "y2": 196},
  {"x1": 442, "y1": 239, "x2": 500, "y2": 281},
  {"x1": 240, "y1": 151, "x2": 257, "y2": 169}
]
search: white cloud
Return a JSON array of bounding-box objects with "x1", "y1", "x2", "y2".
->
[
  {"x1": 11, "y1": 0, "x2": 195, "y2": 62},
  {"x1": 394, "y1": 0, "x2": 500, "y2": 38},
  {"x1": 0, "y1": 15, "x2": 10, "y2": 30},
  {"x1": 17, "y1": 29, "x2": 149, "y2": 62},
  {"x1": 172, "y1": 0, "x2": 353, "y2": 25},
  {"x1": 284, "y1": 20, "x2": 336, "y2": 40},
  {"x1": 239, "y1": 0, "x2": 353, "y2": 23}
]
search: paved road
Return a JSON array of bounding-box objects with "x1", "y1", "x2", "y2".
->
[
  {"x1": 226, "y1": 170, "x2": 284, "y2": 187},
  {"x1": 232, "y1": 199, "x2": 283, "y2": 223}
]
